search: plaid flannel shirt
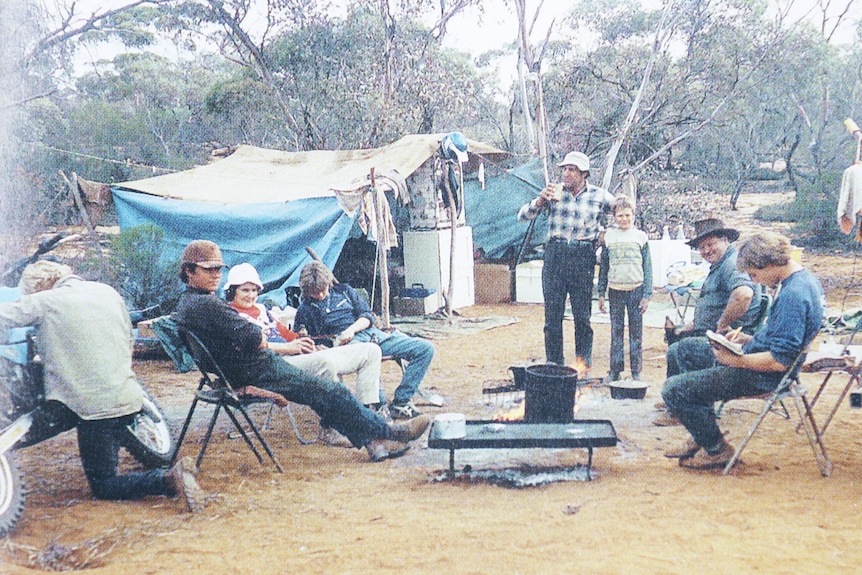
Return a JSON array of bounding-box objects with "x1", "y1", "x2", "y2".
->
[{"x1": 518, "y1": 183, "x2": 615, "y2": 242}]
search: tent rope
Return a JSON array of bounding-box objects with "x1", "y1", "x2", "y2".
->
[{"x1": 32, "y1": 142, "x2": 178, "y2": 173}]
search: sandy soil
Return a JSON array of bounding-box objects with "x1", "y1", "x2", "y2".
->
[{"x1": 3, "y1": 193, "x2": 862, "y2": 574}]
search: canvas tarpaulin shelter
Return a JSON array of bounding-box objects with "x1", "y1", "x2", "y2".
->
[
  {"x1": 464, "y1": 157, "x2": 548, "y2": 262},
  {"x1": 112, "y1": 134, "x2": 507, "y2": 305}
]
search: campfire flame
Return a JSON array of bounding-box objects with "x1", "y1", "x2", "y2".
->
[
  {"x1": 573, "y1": 357, "x2": 590, "y2": 377},
  {"x1": 493, "y1": 400, "x2": 525, "y2": 421}
]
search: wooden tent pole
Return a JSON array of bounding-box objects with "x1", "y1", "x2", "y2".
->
[
  {"x1": 59, "y1": 170, "x2": 97, "y2": 240},
  {"x1": 369, "y1": 168, "x2": 391, "y2": 329}
]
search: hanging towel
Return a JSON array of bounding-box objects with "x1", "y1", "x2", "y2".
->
[{"x1": 837, "y1": 163, "x2": 862, "y2": 235}]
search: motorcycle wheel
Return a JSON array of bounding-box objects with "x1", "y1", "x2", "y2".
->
[
  {"x1": 0, "y1": 451, "x2": 25, "y2": 537},
  {"x1": 121, "y1": 387, "x2": 174, "y2": 469}
]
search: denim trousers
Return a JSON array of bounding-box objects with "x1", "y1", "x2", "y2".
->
[
  {"x1": 662, "y1": 365, "x2": 780, "y2": 449},
  {"x1": 255, "y1": 352, "x2": 390, "y2": 448},
  {"x1": 665, "y1": 336, "x2": 716, "y2": 378},
  {"x1": 608, "y1": 287, "x2": 644, "y2": 376},
  {"x1": 542, "y1": 240, "x2": 596, "y2": 366},
  {"x1": 25, "y1": 401, "x2": 172, "y2": 500},
  {"x1": 376, "y1": 332, "x2": 435, "y2": 405}
]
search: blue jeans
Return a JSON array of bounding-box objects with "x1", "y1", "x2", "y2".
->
[
  {"x1": 376, "y1": 332, "x2": 435, "y2": 405},
  {"x1": 662, "y1": 366, "x2": 781, "y2": 449},
  {"x1": 30, "y1": 402, "x2": 169, "y2": 500},
  {"x1": 608, "y1": 287, "x2": 644, "y2": 376},
  {"x1": 666, "y1": 336, "x2": 716, "y2": 378},
  {"x1": 542, "y1": 240, "x2": 596, "y2": 366},
  {"x1": 255, "y1": 352, "x2": 390, "y2": 447}
]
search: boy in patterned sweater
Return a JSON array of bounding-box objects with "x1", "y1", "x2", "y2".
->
[{"x1": 597, "y1": 196, "x2": 653, "y2": 382}]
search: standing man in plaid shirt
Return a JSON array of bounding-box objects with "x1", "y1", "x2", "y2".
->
[{"x1": 518, "y1": 151, "x2": 615, "y2": 368}]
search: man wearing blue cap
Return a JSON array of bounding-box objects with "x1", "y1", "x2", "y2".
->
[{"x1": 518, "y1": 151, "x2": 615, "y2": 368}]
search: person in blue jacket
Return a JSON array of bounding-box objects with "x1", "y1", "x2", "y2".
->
[
  {"x1": 661, "y1": 231, "x2": 824, "y2": 470},
  {"x1": 294, "y1": 261, "x2": 435, "y2": 420}
]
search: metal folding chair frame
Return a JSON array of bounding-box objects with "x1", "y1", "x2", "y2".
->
[
  {"x1": 172, "y1": 327, "x2": 284, "y2": 473},
  {"x1": 226, "y1": 396, "x2": 317, "y2": 446},
  {"x1": 723, "y1": 348, "x2": 832, "y2": 476}
]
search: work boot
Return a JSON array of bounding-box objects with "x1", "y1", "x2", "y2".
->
[
  {"x1": 388, "y1": 414, "x2": 431, "y2": 442},
  {"x1": 679, "y1": 438, "x2": 736, "y2": 470},
  {"x1": 652, "y1": 412, "x2": 682, "y2": 427},
  {"x1": 664, "y1": 437, "x2": 701, "y2": 459},
  {"x1": 366, "y1": 439, "x2": 411, "y2": 462},
  {"x1": 165, "y1": 459, "x2": 206, "y2": 513}
]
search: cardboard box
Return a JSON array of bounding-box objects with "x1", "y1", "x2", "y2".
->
[
  {"x1": 474, "y1": 263, "x2": 512, "y2": 304},
  {"x1": 516, "y1": 260, "x2": 544, "y2": 303},
  {"x1": 392, "y1": 293, "x2": 439, "y2": 316}
]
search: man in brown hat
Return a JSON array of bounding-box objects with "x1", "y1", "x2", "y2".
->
[
  {"x1": 653, "y1": 218, "x2": 762, "y2": 426},
  {"x1": 661, "y1": 231, "x2": 823, "y2": 469},
  {"x1": 173, "y1": 240, "x2": 430, "y2": 462}
]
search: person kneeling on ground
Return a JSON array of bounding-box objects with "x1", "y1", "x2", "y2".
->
[
  {"x1": 0, "y1": 260, "x2": 204, "y2": 512},
  {"x1": 294, "y1": 261, "x2": 435, "y2": 421},
  {"x1": 174, "y1": 240, "x2": 429, "y2": 462},
  {"x1": 660, "y1": 231, "x2": 824, "y2": 470},
  {"x1": 224, "y1": 262, "x2": 386, "y2": 447}
]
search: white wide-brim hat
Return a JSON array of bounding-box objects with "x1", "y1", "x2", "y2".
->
[
  {"x1": 225, "y1": 262, "x2": 264, "y2": 291},
  {"x1": 557, "y1": 151, "x2": 590, "y2": 172}
]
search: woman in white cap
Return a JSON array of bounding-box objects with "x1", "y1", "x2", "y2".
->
[{"x1": 224, "y1": 263, "x2": 386, "y2": 446}]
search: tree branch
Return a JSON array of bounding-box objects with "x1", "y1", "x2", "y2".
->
[{"x1": 23, "y1": 0, "x2": 173, "y2": 66}]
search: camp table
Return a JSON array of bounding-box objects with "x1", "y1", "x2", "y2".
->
[{"x1": 428, "y1": 419, "x2": 618, "y2": 480}]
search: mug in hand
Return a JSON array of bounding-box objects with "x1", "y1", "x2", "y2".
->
[{"x1": 552, "y1": 183, "x2": 564, "y2": 201}]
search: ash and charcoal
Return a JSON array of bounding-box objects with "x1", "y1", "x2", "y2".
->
[{"x1": 431, "y1": 464, "x2": 592, "y2": 488}]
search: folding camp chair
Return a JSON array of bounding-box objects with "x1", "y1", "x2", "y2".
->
[
  {"x1": 171, "y1": 327, "x2": 285, "y2": 473},
  {"x1": 722, "y1": 346, "x2": 832, "y2": 476}
]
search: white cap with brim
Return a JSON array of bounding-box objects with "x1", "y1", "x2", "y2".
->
[
  {"x1": 557, "y1": 151, "x2": 590, "y2": 172},
  {"x1": 225, "y1": 262, "x2": 264, "y2": 291}
]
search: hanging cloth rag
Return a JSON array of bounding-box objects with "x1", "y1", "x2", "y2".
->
[{"x1": 837, "y1": 163, "x2": 862, "y2": 240}]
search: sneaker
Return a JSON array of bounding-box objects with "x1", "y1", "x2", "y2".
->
[
  {"x1": 652, "y1": 412, "x2": 682, "y2": 427},
  {"x1": 318, "y1": 427, "x2": 352, "y2": 448},
  {"x1": 664, "y1": 437, "x2": 701, "y2": 459},
  {"x1": 372, "y1": 403, "x2": 393, "y2": 423},
  {"x1": 366, "y1": 439, "x2": 411, "y2": 462},
  {"x1": 165, "y1": 459, "x2": 206, "y2": 513},
  {"x1": 679, "y1": 438, "x2": 736, "y2": 470},
  {"x1": 390, "y1": 401, "x2": 422, "y2": 420},
  {"x1": 605, "y1": 372, "x2": 620, "y2": 384},
  {"x1": 631, "y1": 373, "x2": 642, "y2": 381},
  {"x1": 388, "y1": 414, "x2": 431, "y2": 442}
]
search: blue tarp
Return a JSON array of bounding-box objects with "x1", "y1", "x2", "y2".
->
[
  {"x1": 112, "y1": 189, "x2": 356, "y2": 306},
  {"x1": 464, "y1": 158, "x2": 548, "y2": 261}
]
